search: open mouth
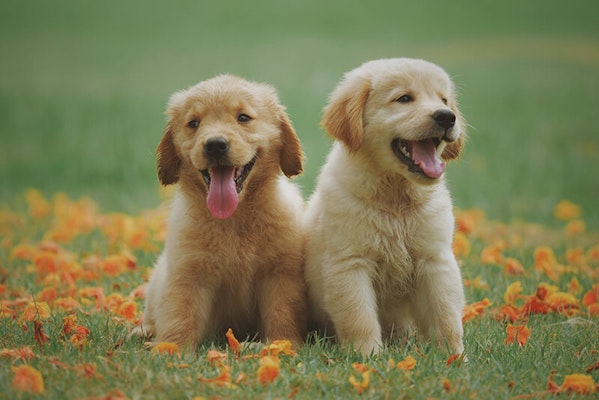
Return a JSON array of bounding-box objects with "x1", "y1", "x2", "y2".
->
[
  {"x1": 199, "y1": 154, "x2": 258, "y2": 219},
  {"x1": 392, "y1": 137, "x2": 446, "y2": 179},
  {"x1": 201, "y1": 155, "x2": 257, "y2": 194}
]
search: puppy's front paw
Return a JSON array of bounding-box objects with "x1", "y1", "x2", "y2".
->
[
  {"x1": 130, "y1": 324, "x2": 155, "y2": 339},
  {"x1": 352, "y1": 337, "x2": 382, "y2": 356}
]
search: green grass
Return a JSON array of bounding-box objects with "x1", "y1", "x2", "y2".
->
[
  {"x1": 1, "y1": 0, "x2": 599, "y2": 398},
  {"x1": 1, "y1": 195, "x2": 598, "y2": 399}
]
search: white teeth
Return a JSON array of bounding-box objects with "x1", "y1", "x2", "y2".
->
[
  {"x1": 401, "y1": 145, "x2": 410, "y2": 158},
  {"x1": 234, "y1": 167, "x2": 242, "y2": 179},
  {"x1": 436, "y1": 140, "x2": 447, "y2": 156}
]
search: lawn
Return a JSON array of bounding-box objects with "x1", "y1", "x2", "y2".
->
[{"x1": 1, "y1": 0, "x2": 598, "y2": 398}]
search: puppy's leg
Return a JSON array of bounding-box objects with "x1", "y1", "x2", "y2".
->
[
  {"x1": 324, "y1": 263, "x2": 382, "y2": 355},
  {"x1": 381, "y1": 301, "x2": 414, "y2": 341},
  {"x1": 131, "y1": 252, "x2": 168, "y2": 339},
  {"x1": 154, "y1": 273, "x2": 216, "y2": 351},
  {"x1": 413, "y1": 253, "x2": 465, "y2": 354},
  {"x1": 258, "y1": 268, "x2": 307, "y2": 348},
  {"x1": 131, "y1": 298, "x2": 156, "y2": 339}
]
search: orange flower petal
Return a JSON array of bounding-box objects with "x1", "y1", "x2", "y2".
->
[
  {"x1": 582, "y1": 284, "x2": 599, "y2": 307},
  {"x1": 116, "y1": 300, "x2": 138, "y2": 321},
  {"x1": 62, "y1": 314, "x2": 78, "y2": 336},
  {"x1": 558, "y1": 373, "x2": 595, "y2": 394},
  {"x1": 504, "y1": 281, "x2": 522, "y2": 304},
  {"x1": 34, "y1": 320, "x2": 49, "y2": 347},
  {"x1": 152, "y1": 342, "x2": 180, "y2": 355},
  {"x1": 503, "y1": 258, "x2": 525, "y2": 276},
  {"x1": 396, "y1": 355, "x2": 416, "y2": 371},
  {"x1": 348, "y1": 370, "x2": 370, "y2": 394},
  {"x1": 1, "y1": 346, "x2": 35, "y2": 361},
  {"x1": 225, "y1": 328, "x2": 242, "y2": 355},
  {"x1": 206, "y1": 350, "x2": 228, "y2": 363},
  {"x1": 480, "y1": 244, "x2": 504, "y2": 265},
  {"x1": 257, "y1": 355, "x2": 281, "y2": 385},
  {"x1": 25, "y1": 189, "x2": 52, "y2": 219},
  {"x1": 261, "y1": 340, "x2": 296, "y2": 357},
  {"x1": 462, "y1": 298, "x2": 492, "y2": 323},
  {"x1": 69, "y1": 325, "x2": 90, "y2": 350},
  {"x1": 522, "y1": 295, "x2": 551, "y2": 315},
  {"x1": 554, "y1": 200, "x2": 582, "y2": 220},
  {"x1": 198, "y1": 365, "x2": 233, "y2": 388},
  {"x1": 546, "y1": 292, "x2": 579, "y2": 315},
  {"x1": 504, "y1": 324, "x2": 530, "y2": 346},
  {"x1": 452, "y1": 232, "x2": 471, "y2": 258},
  {"x1": 20, "y1": 301, "x2": 51, "y2": 322},
  {"x1": 54, "y1": 297, "x2": 80, "y2": 312},
  {"x1": 446, "y1": 353, "x2": 463, "y2": 367},
  {"x1": 11, "y1": 364, "x2": 44, "y2": 394},
  {"x1": 442, "y1": 377, "x2": 452, "y2": 392},
  {"x1": 463, "y1": 276, "x2": 489, "y2": 291},
  {"x1": 568, "y1": 277, "x2": 581, "y2": 295},
  {"x1": 352, "y1": 362, "x2": 370, "y2": 373}
]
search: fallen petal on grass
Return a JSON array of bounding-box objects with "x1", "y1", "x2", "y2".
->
[{"x1": 11, "y1": 364, "x2": 44, "y2": 394}]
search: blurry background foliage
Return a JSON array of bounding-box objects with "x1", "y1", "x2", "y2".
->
[{"x1": 1, "y1": 0, "x2": 598, "y2": 228}]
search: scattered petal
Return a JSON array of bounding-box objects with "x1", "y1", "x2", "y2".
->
[
  {"x1": 20, "y1": 301, "x2": 51, "y2": 322},
  {"x1": 1, "y1": 346, "x2": 35, "y2": 361},
  {"x1": 554, "y1": 200, "x2": 582, "y2": 220},
  {"x1": 226, "y1": 328, "x2": 242, "y2": 356},
  {"x1": 198, "y1": 365, "x2": 234, "y2": 388},
  {"x1": 396, "y1": 355, "x2": 416, "y2": 371},
  {"x1": 504, "y1": 324, "x2": 530, "y2": 346},
  {"x1": 442, "y1": 377, "x2": 452, "y2": 392},
  {"x1": 152, "y1": 342, "x2": 179, "y2": 355},
  {"x1": 504, "y1": 281, "x2": 522, "y2": 304},
  {"x1": 257, "y1": 355, "x2": 281, "y2": 385},
  {"x1": 34, "y1": 320, "x2": 49, "y2": 347},
  {"x1": 206, "y1": 350, "x2": 228, "y2": 363},
  {"x1": 11, "y1": 364, "x2": 44, "y2": 394},
  {"x1": 462, "y1": 298, "x2": 492, "y2": 323},
  {"x1": 261, "y1": 340, "x2": 296, "y2": 357},
  {"x1": 556, "y1": 373, "x2": 595, "y2": 394},
  {"x1": 116, "y1": 300, "x2": 138, "y2": 321},
  {"x1": 348, "y1": 370, "x2": 370, "y2": 395}
]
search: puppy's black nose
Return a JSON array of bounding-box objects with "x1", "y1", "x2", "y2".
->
[
  {"x1": 204, "y1": 137, "x2": 229, "y2": 159},
  {"x1": 432, "y1": 109, "x2": 456, "y2": 129}
]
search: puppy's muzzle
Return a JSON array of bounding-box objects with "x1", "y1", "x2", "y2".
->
[
  {"x1": 204, "y1": 137, "x2": 230, "y2": 163},
  {"x1": 432, "y1": 109, "x2": 458, "y2": 142}
]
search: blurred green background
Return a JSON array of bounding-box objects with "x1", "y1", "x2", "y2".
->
[{"x1": 1, "y1": 0, "x2": 598, "y2": 228}]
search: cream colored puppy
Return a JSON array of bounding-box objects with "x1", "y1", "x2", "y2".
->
[
  {"x1": 133, "y1": 75, "x2": 307, "y2": 350},
  {"x1": 304, "y1": 58, "x2": 466, "y2": 355}
]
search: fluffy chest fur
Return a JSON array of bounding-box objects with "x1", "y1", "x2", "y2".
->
[{"x1": 306, "y1": 145, "x2": 455, "y2": 298}]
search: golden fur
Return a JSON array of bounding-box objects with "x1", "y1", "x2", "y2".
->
[
  {"x1": 304, "y1": 58, "x2": 466, "y2": 355},
  {"x1": 133, "y1": 75, "x2": 308, "y2": 349}
]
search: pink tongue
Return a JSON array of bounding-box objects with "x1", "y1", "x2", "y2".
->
[
  {"x1": 411, "y1": 139, "x2": 446, "y2": 179},
  {"x1": 206, "y1": 166, "x2": 239, "y2": 219}
]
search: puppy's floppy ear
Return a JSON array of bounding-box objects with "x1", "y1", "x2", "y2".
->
[
  {"x1": 441, "y1": 105, "x2": 467, "y2": 161},
  {"x1": 156, "y1": 123, "x2": 181, "y2": 185},
  {"x1": 321, "y1": 76, "x2": 371, "y2": 152},
  {"x1": 278, "y1": 110, "x2": 304, "y2": 178}
]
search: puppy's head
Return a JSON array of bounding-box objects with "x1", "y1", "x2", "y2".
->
[
  {"x1": 322, "y1": 58, "x2": 465, "y2": 184},
  {"x1": 157, "y1": 74, "x2": 303, "y2": 219}
]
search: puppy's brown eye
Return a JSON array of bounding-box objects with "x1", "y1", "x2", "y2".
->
[
  {"x1": 442, "y1": 98, "x2": 448, "y2": 105},
  {"x1": 237, "y1": 114, "x2": 252, "y2": 123},
  {"x1": 188, "y1": 120, "x2": 200, "y2": 128},
  {"x1": 396, "y1": 95, "x2": 413, "y2": 103}
]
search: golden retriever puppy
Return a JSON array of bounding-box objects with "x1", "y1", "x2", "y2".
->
[
  {"x1": 133, "y1": 75, "x2": 307, "y2": 350},
  {"x1": 304, "y1": 58, "x2": 466, "y2": 355}
]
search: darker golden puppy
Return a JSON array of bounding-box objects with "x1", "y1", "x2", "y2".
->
[{"x1": 133, "y1": 75, "x2": 307, "y2": 350}]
